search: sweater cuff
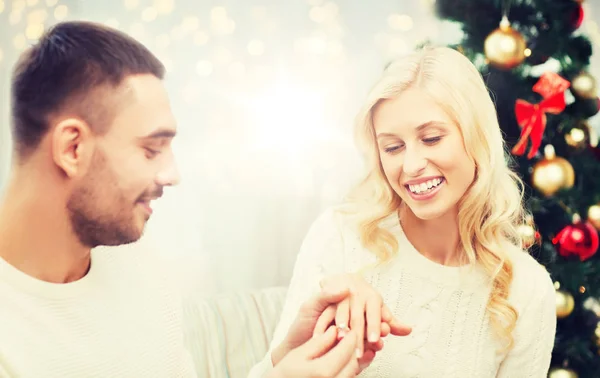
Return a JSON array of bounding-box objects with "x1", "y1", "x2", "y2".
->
[{"x1": 247, "y1": 352, "x2": 274, "y2": 378}]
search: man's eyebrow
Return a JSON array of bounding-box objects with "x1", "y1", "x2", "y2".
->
[{"x1": 141, "y1": 128, "x2": 177, "y2": 139}]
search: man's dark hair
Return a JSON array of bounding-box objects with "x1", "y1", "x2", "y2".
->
[{"x1": 10, "y1": 21, "x2": 165, "y2": 160}]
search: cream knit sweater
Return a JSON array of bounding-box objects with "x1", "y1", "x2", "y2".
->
[
  {"x1": 249, "y1": 208, "x2": 556, "y2": 378},
  {"x1": 0, "y1": 247, "x2": 197, "y2": 378}
]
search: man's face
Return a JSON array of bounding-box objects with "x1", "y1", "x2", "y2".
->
[{"x1": 67, "y1": 74, "x2": 180, "y2": 247}]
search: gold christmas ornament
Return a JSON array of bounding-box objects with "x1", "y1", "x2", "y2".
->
[
  {"x1": 565, "y1": 121, "x2": 598, "y2": 150},
  {"x1": 484, "y1": 16, "x2": 527, "y2": 70},
  {"x1": 588, "y1": 204, "x2": 600, "y2": 230},
  {"x1": 549, "y1": 367, "x2": 579, "y2": 378},
  {"x1": 571, "y1": 72, "x2": 597, "y2": 99},
  {"x1": 517, "y1": 224, "x2": 536, "y2": 248},
  {"x1": 584, "y1": 297, "x2": 600, "y2": 317},
  {"x1": 556, "y1": 289, "x2": 575, "y2": 318},
  {"x1": 517, "y1": 215, "x2": 540, "y2": 248},
  {"x1": 531, "y1": 145, "x2": 575, "y2": 197}
]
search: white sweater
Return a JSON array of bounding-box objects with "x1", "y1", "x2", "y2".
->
[
  {"x1": 249, "y1": 208, "x2": 556, "y2": 378},
  {"x1": 0, "y1": 247, "x2": 197, "y2": 378}
]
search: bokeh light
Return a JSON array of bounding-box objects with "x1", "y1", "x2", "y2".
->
[{"x1": 53, "y1": 4, "x2": 68, "y2": 20}]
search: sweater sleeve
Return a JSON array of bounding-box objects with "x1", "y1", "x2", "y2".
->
[
  {"x1": 496, "y1": 264, "x2": 557, "y2": 378},
  {"x1": 247, "y1": 208, "x2": 347, "y2": 378},
  {"x1": 0, "y1": 362, "x2": 11, "y2": 378}
]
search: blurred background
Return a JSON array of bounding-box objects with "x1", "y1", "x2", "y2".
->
[{"x1": 0, "y1": 0, "x2": 599, "y2": 297}]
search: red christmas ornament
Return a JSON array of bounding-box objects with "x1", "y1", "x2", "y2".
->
[
  {"x1": 512, "y1": 72, "x2": 571, "y2": 159},
  {"x1": 592, "y1": 144, "x2": 600, "y2": 160},
  {"x1": 553, "y1": 215, "x2": 599, "y2": 261},
  {"x1": 570, "y1": 4, "x2": 584, "y2": 30}
]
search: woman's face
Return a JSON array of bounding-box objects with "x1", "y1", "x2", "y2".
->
[{"x1": 373, "y1": 87, "x2": 476, "y2": 221}]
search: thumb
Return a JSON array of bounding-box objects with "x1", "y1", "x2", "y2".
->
[
  {"x1": 308, "y1": 286, "x2": 350, "y2": 314},
  {"x1": 296, "y1": 326, "x2": 339, "y2": 359},
  {"x1": 313, "y1": 329, "x2": 359, "y2": 376}
]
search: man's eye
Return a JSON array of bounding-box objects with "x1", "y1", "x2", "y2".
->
[{"x1": 145, "y1": 148, "x2": 160, "y2": 158}]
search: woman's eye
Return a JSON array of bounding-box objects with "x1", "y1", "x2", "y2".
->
[
  {"x1": 423, "y1": 136, "x2": 442, "y2": 144},
  {"x1": 384, "y1": 145, "x2": 403, "y2": 153}
]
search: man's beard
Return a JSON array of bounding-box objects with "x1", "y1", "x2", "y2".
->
[{"x1": 66, "y1": 150, "x2": 144, "y2": 248}]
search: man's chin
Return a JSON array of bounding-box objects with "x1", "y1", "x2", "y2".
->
[
  {"x1": 95, "y1": 234, "x2": 142, "y2": 247},
  {"x1": 96, "y1": 224, "x2": 145, "y2": 247}
]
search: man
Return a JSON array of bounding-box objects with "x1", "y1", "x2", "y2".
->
[{"x1": 0, "y1": 21, "x2": 362, "y2": 377}]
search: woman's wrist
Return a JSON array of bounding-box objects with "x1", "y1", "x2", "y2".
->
[{"x1": 271, "y1": 341, "x2": 291, "y2": 367}]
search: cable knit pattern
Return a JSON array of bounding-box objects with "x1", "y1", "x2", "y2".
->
[{"x1": 248, "y1": 208, "x2": 556, "y2": 378}]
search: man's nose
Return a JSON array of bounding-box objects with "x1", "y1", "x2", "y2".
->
[{"x1": 156, "y1": 153, "x2": 181, "y2": 187}]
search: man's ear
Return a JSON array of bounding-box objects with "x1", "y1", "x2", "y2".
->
[{"x1": 51, "y1": 118, "x2": 93, "y2": 178}]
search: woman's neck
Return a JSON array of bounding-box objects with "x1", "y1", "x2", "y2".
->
[{"x1": 399, "y1": 205, "x2": 464, "y2": 267}]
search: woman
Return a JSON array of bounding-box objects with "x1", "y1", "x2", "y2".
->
[{"x1": 251, "y1": 46, "x2": 556, "y2": 377}]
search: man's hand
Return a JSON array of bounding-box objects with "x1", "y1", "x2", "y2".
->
[
  {"x1": 267, "y1": 326, "x2": 360, "y2": 378},
  {"x1": 319, "y1": 274, "x2": 412, "y2": 360},
  {"x1": 312, "y1": 303, "x2": 384, "y2": 373},
  {"x1": 271, "y1": 286, "x2": 351, "y2": 366}
]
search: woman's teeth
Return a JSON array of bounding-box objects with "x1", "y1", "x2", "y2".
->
[{"x1": 408, "y1": 178, "x2": 443, "y2": 194}]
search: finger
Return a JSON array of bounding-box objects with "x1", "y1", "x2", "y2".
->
[
  {"x1": 334, "y1": 355, "x2": 360, "y2": 378},
  {"x1": 380, "y1": 322, "x2": 390, "y2": 337},
  {"x1": 381, "y1": 304, "x2": 412, "y2": 336},
  {"x1": 349, "y1": 295, "x2": 365, "y2": 358},
  {"x1": 389, "y1": 318, "x2": 412, "y2": 336},
  {"x1": 358, "y1": 349, "x2": 376, "y2": 373},
  {"x1": 298, "y1": 326, "x2": 338, "y2": 359},
  {"x1": 365, "y1": 338, "x2": 384, "y2": 352},
  {"x1": 313, "y1": 330, "x2": 358, "y2": 377},
  {"x1": 381, "y1": 304, "x2": 393, "y2": 323},
  {"x1": 365, "y1": 295, "x2": 382, "y2": 343},
  {"x1": 335, "y1": 298, "x2": 351, "y2": 339},
  {"x1": 313, "y1": 305, "x2": 337, "y2": 337}
]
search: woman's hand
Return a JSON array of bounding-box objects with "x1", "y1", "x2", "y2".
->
[
  {"x1": 318, "y1": 273, "x2": 412, "y2": 359},
  {"x1": 272, "y1": 286, "x2": 352, "y2": 367}
]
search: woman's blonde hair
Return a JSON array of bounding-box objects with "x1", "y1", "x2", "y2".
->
[{"x1": 343, "y1": 46, "x2": 527, "y2": 352}]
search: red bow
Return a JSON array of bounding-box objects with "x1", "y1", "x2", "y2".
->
[{"x1": 512, "y1": 72, "x2": 571, "y2": 159}]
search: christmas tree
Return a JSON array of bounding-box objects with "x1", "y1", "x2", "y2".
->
[{"x1": 435, "y1": 0, "x2": 600, "y2": 377}]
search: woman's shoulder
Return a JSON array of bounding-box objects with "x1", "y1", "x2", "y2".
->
[
  {"x1": 300, "y1": 205, "x2": 377, "y2": 272},
  {"x1": 507, "y1": 248, "x2": 555, "y2": 305},
  {"x1": 509, "y1": 248, "x2": 553, "y2": 283},
  {"x1": 308, "y1": 204, "x2": 362, "y2": 236}
]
